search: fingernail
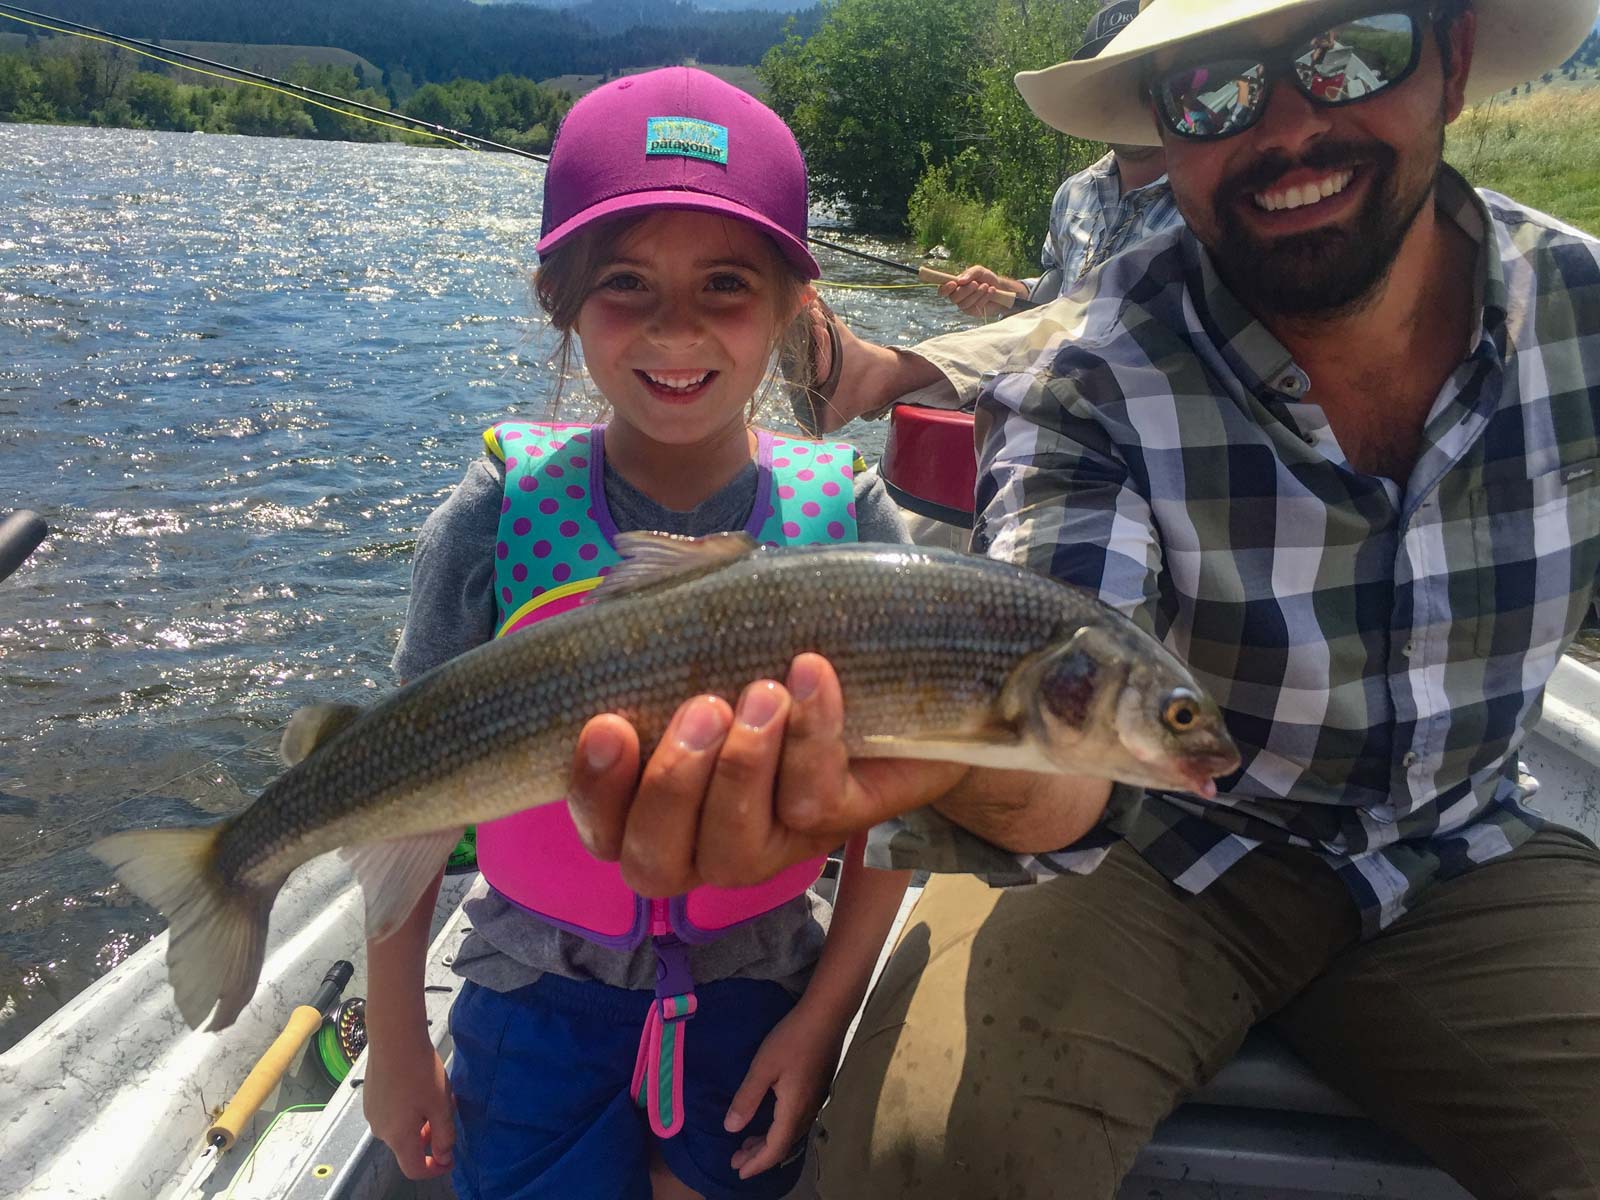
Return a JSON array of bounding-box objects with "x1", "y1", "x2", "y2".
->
[
  {"x1": 788, "y1": 656, "x2": 821, "y2": 702},
  {"x1": 585, "y1": 725, "x2": 622, "y2": 772},
  {"x1": 677, "y1": 699, "x2": 729, "y2": 751},
  {"x1": 724, "y1": 1111, "x2": 744, "y2": 1132},
  {"x1": 736, "y1": 682, "x2": 783, "y2": 731}
]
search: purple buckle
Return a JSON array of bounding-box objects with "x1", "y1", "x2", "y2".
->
[{"x1": 653, "y1": 935, "x2": 695, "y2": 1002}]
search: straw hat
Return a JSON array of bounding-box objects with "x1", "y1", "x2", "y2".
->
[{"x1": 1015, "y1": 0, "x2": 1600, "y2": 146}]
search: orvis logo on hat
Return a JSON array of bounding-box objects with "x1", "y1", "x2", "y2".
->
[
  {"x1": 1094, "y1": 1, "x2": 1138, "y2": 38},
  {"x1": 646, "y1": 117, "x2": 729, "y2": 165}
]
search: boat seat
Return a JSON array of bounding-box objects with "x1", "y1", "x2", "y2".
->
[
  {"x1": 1188, "y1": 1026, "x2": 1361, "y2": 1116},
  {"x1": 1127, "y1": 1027, "x2": 1473, "y2": 1198}
]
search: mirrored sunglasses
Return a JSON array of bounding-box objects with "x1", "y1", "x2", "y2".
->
[{"x1": 1150, "y1": 8, "x2": 1429, "y2": 141}]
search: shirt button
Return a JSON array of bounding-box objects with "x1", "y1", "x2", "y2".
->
[
  {"x1": 1402, "y1": 751, "x2": 1419, "y2": 768},
  {"x1": 1302, "y1": 431, "x2": 1316, "y2": 445},
  {"x1": 1402, "y1": 640, "x2": 1416, "y2": 658}
]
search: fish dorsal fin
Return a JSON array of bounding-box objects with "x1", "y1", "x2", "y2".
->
[
  {"x1": 595, "y1": 531, "x2": 758, "y2": 601},
  {"x1": 280, "y1": 702, "x2": 363, "y2": 766}
]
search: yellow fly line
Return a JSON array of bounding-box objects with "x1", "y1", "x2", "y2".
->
[
  {"x1": 0, "y1": 8, "x2": 474, "y2": 150},
  {"x1": 2, "y1": 8, "x2": 942, "y2": 299},
  {"x1": 817, "y1": 281, "x2": 935, "y2": 291}
]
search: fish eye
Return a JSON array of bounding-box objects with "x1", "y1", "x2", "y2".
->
[{"x1": 1162, "y1": 689, "x2": 1200, "y2": 732}]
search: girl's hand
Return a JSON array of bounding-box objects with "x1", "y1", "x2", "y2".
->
[
  {"x1": 363, "y1": 1037, "x2": 456, "y2": 1180},
  {"x1": 723, "y1": 1002, "x2": 843, "y2": 1179}
]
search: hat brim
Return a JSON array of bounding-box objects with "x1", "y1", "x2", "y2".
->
[
  {"x1": 1016, "y1": 0, "x2": 1600, "y2": 147},
  {"x1": 536, "y1": 189, "x2": 821, "y2": 279}
]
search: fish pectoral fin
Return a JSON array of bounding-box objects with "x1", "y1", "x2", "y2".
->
[
  {"x1": 854, "y1": 729, "x2": 1058, "y2": 773},
  {"x1": 91, "y1": 824, "x2": 278, "y2": 1031},
  {"x1": 596, "y1": 531, "x2": 758, "y2": 601},
  {"x1": 280, "y1": 702, "x2": 364, "y2": 766},
  {"x1": 343, "y1": 829, "x2": 463, "y2": 942}
]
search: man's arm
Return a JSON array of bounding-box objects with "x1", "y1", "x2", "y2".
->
[{"x1": 794, "y1": 294, "x2": 1081, "y2": 435}]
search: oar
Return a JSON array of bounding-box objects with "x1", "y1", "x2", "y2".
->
[
  {"x1": 0, "y1": 510, "x2": 47, "y2": 584},
  {"x1": 174, "y1": 961, "x2": 356, "y2": 1194},
  {"x1": 810, "y1": 236, "x2": 1039, "y2": 311}
]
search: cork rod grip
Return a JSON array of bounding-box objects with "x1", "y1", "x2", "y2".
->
[{"x1": 205, "y1": 1004, "x2": 324, "y2": 1150}]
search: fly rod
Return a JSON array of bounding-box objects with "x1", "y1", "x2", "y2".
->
[
  {"x1": 3, "y1": 2, "x2": 1030, "y2": 313},
  {"x1": 0, "y1": 1, "x2": 549, "y2": 161},
  {"x1": 810, "y1": 235, "x2": 1039, "y2": 311}
]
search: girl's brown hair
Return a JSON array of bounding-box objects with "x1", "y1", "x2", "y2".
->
[{"x1": 532, "y1": 212, "x2": 815, "y2": 421}]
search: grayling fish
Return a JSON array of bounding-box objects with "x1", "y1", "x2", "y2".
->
[{"x1": 92, "y1": 533, "x2": 1238, "y2": 1031}]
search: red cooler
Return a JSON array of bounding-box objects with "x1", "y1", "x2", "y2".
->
[{"x1": 880, "y1": 404, "x2": 977, "y2": 530}]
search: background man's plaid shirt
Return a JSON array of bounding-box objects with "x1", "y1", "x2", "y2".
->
[
  {"x1": 1030, "y1": 150, "x2": 1182, "y2": 298},
  {"x1": 871, "y1": 170, "x2": 1600, "y2": 936}
]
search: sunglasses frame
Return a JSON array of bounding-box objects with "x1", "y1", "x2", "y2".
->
[{"x1": 1147, "y1": 4, "x2": 1434, "y2": 142}]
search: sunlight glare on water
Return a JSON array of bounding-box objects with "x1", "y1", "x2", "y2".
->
[{"x1": 0, "y1": 123, "x2": 964, "y2": 1050}]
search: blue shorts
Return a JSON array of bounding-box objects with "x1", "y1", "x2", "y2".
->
[{"x1": 448, "y1": 973, "x2": 806, "y2": 1200}]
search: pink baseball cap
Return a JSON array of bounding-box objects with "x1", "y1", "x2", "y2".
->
[{"x1": 536, "y1": 67, "x2": 819, "y2": 279}]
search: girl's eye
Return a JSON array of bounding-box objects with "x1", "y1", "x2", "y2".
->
[
  {"x1": 707, "y1": 273, "x2": 750, "y2": 294},
  {"x1": 599, "y1": 273, "x2": 643, "y2": 293}
]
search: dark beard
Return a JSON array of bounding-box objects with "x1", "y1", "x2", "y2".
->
[{"x1": 1210, "y1": 140, "x2": 1435, "y2": 319}]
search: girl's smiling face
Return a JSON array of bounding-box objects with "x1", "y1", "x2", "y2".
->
[{"x1": 574, "y1": 210, "x2": 807, "y2": 451}]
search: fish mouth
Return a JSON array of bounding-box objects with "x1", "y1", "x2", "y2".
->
[{"x1": 1175, "y1": 750, "x2": 1243, "y2": 800}]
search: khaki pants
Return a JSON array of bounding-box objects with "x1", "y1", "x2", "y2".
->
[{"x1": 815, "y1": 829, "x2": 1600, "y2": 1200}]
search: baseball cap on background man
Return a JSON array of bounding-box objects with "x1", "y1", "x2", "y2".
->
[
  {"x1": 536, "y1": 66, "x2": 820, "y2": 279},
  {"x1": 1016, "y1": 0, "x2": 1600, "y2": 146},
  {"x1": 1073, "y1": 0, "x2": 1142, "y2": 60}
]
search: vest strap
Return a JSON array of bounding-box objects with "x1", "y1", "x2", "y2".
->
[{"x1": 631, "y1": 937, "x2": 697, "y2": 1138}]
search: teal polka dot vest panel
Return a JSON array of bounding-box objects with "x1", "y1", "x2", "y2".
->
[{"x1": 485, "y1": 422, "x2": 860, "y2": 638}]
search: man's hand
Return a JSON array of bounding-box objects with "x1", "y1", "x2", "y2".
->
[
  {"x1": 566, "y1": 654, "x2": 967, "y2": 897},
  {"x1": 937, "y1": 266, "x2": 1030, "y2": 317}
]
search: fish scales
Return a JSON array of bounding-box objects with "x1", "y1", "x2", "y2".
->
[
  {"x1": 218, "y1": 548, "x2": 1080, "y2": 885},
  {"x1": 94, "y1": 538, "x2": 1239, "y2": 1030}
]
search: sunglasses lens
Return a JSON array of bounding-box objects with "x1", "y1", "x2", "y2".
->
[
  {"x1": 1155, "y1": 59, "x2": 1267, "y2": 139},
  {"x1": 1293, "y1": 12, "x2": 1419, "y2": 102}
]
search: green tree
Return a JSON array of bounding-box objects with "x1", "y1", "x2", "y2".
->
[
  {"x1": 289, "y1": 63, "x2": 393, "y2": 142},
  {"x1": 761, "y1": 0, "x2": 987, "y2": 230},
  {"x1": 125, "y1": 72, "x2": 198, "y2": 131},
  {"x1": 953, "y1": 0, "x2": 1103, "y2": 263},
  {"x1": 222, "y1": 85, "x2": 316, "y2": 137},
  {"x1": 0, "y1": 54, "x2": 47, "y2": 123}
]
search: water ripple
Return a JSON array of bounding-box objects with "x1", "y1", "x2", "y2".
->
[{"x1": 0, "y1": 122, "x2": 963, "y2": 1050}]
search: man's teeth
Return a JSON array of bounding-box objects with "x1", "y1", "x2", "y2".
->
[
  {"x1": 643, "y1": 370, "x2": 711, "y2": 391},
  {"x1": 1253, "y1": 169, "x2": 1355, "y2": 213}
]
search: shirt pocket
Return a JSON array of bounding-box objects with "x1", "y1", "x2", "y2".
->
[{"x1": 1470, "y1": 455, "x2": 1600, "y2": 658}]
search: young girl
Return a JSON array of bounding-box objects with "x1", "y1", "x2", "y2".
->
[{"x1": 365, "y1": 68, "x2": 912, "y2": 1200}]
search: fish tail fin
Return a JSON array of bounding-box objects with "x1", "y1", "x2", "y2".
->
[{"x1": 92, "y1": 825, "x2": 278, "y2": 1031}]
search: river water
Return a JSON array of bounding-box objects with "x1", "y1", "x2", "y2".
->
[
  {"x1": 0, "y1": 123, "x2": 967, "y2": 1050},
  {"x1": 3, "y1": 123, "x2": 1596, "y2": 1053}
]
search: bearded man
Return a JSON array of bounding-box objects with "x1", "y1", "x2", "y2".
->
[{"x1": 567, "y1": 1, "x2": 1600, "y2": 1194}]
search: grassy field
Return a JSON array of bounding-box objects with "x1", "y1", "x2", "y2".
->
[{"x1": 1446, "y1": 87, "x2": 1600, "y2": 235}]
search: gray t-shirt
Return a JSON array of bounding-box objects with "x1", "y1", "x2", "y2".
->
[{"x1": 393, "y1": 436, "x2": 908, "y2": 995}]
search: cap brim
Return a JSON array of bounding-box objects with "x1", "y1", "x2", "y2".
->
[
  {"x1": 1015, "y1": 0, "x2": 1600, "y2": 147},
  {"x1": 536, "y1": 189, "x2": 821, "y2": 279}
]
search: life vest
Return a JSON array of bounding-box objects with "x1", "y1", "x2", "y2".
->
[{"x1": 476, "y1": 420, "x2": 860, "y2": 1136}]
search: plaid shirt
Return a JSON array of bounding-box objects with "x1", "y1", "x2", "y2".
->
[
  {"x1": 1025, "y1": 152, "x2": 1183, "y2": 299},
  {"x1": 873, "y1": 170, "x2": 1600, "y2": 936}
]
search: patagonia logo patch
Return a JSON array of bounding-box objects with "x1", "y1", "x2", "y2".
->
[{"x1": 646, "y1": 117, "x2": 728, "y2": 165}]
